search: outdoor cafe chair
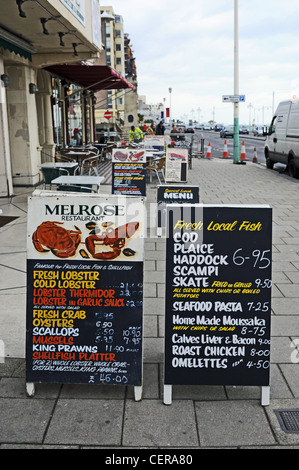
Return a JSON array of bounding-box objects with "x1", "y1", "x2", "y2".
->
[
  {"x1": 41, "y1": 167, "x2": 70, "y2": 189},
  {"x1": 81, "y1": 154, "x2": 100, "y2": 176},
  {"x1": 146, "y1": 156, "x2": 166, "y2": 184}
]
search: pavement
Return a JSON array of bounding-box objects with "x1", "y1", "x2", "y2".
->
[{"x1": 0, "y1": 154, "x2": 299, "y2": 451}]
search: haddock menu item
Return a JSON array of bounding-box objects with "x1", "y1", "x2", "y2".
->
[{"x1": 164, "y1": 204, "x2": 272, "y2": 387}]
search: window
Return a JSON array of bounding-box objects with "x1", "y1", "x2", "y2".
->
[
  {"x1": 270, "y1": 116, "x2": 277, "y2": 134},
  {"x1": 67, "y1": 85, "x2": 83, "y2": 146},
  {"x1": 52, "y1": 80, "x2": 64, "y2": 146}
]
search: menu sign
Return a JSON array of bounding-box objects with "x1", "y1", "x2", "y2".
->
[
  {"x1": 112, "y1": 148, "x2": 146, "y2": 196},
  {"x1": 157, "y1": 185, "x2": 199, "y2": 230},
  {"x1": 165, "y1": 148, "x2": 188, "y2": 183},
  {"x1": 26, "y1": 192, "x2": 145, "y2": 386},
  {"x1": 164, "y1": 204, "x2": 272, "y2": 386}
]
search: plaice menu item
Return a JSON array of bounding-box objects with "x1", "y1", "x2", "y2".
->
[
  {"x1": 26, "y1": 192, "x2": 145, "y2": 389},
  {"x1": 164, "y1": 204, "x2": 272, "y2": 389}
]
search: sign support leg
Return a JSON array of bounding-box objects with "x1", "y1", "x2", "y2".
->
[
  {"x1": 26, "y1": 382, "x2": 35, "y2": 397},
  {"x1": 261, "y1": 386, "x2": 270, "y2": 406},
  {"x1": 134, "y1": 386, "x2": 142, "y2": 401},
  {"x1": 163, "y1": 384, "x2": 172, "y2": 405}
]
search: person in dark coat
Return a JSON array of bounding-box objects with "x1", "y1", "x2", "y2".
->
[{"x1": 155, "y1": 121, "x2": 165, "y2": 135}]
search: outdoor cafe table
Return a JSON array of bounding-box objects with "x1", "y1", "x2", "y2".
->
[
  {"x1": 38, "y1": 162, "x2": 78, "y2": 172},
  {"x1": 51, "y1": 175, "x2": 104, "y2": 193}
]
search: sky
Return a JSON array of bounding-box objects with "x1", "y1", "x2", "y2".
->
[{"x1": 103, "y1": 0, "x2": 299, "y2": 125}]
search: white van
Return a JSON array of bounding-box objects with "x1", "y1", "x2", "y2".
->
[{"x1": 265, "y1": 99, "x2": 299, "y2": 177}]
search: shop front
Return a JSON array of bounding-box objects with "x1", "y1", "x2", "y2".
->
[
  {"x1": 45, "y1": 63, "x2": 136, "y2": 149},
  {"x1": 0, "y1": 0, "x2": 102, "y2": 197}
]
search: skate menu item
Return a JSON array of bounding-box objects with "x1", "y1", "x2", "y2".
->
[
  {"x1": 26, "y1": 193, "x2": 145, "y2": 386},
  {"x1": 112, "y1": 148, "x2": 146, "y2": 196},
  {"x1": 164, "y1": 204, "x2": 272, "y2": 386}
]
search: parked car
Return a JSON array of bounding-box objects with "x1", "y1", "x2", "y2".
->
[
  {"x1": 239, "y1": 125, "x2": 249, "y2": 134},
  {"x1": 265, "y1": 98, "x2": 299, "y2": 178},
  {"x1": 220, "y1": 126, "x2": 234, "y2": 138},
  {"x1": 185, "y1": 126, "x2": 194, "y2": 133},
  {"x1": 253, "y1": 126, "x2": 267, "y2": 136},
  {"x1": 203, "y1": 124, "x2": 211, "y2": 130},
  {"x1": 214, "y1": 123, "x2": 224, "y2": 132}
]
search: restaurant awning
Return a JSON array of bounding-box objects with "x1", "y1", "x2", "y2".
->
[{"x1": 44, "y1": 64, "x2": 136, "y2": 92}]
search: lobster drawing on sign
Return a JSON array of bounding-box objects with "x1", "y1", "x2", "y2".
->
[
  {"x1": 85, "y1": 221, "x2": 139, "y2": 260},
  {"x1": 128, "y1": 151, "x2": 145, "y2": 162}
]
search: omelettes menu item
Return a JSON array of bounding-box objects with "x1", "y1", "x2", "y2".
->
[{"x1": 164, "y1": 204, "x2": 272, "y2": 386}]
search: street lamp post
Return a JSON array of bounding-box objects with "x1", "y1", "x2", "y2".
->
[
  {"x1": 233, "y1": 0, "x2": 239, "y2": 164},
  {"x1": 169, "y1": 87, "x2": 172, "y2": 124}
]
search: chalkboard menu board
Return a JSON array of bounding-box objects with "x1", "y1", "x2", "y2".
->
[
  {"x1": 165, "y1": 148, "x2": 188, "y2": 183},
  {"x1": 157, "y1": 185, "x2": 199, "y2": 230},
  {"x1": 164, "y1": 204, "x2": 272, "y2": 387},
  {"x1": 26, "y1": 192, "x2": 145, "y2": 386},
  {"x1": 112, "y1": 148, "x2": 146, "y2": 196}
]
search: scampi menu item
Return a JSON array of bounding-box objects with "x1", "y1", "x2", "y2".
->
[
  {"x1": 112, "y1": 148, "x2": 146, "y2": 196},
  {"x1": 26, "y1": 192, "x2": 145, "y2": 386},
  {"x1": 164, "y1": 204, "x2": 272, "y2": 386}
]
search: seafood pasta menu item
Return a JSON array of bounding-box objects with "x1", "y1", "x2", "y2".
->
[
  {"x1": 26, "y1": 192, "x2": 145, "y2": 386},
  {"x1": 112, "y1": 148, "x2": 146, "y2": 196},
  {"x1": 164, "y1": 204, "x2": 272, "y2": 387},
  {"x1": 165, "y1": 148, "x2": 188, "y2": 183}
]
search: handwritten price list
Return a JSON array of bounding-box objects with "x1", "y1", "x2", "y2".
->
[
  {"x1": 112, "y1": 163, "x2": 146, "y2": 196},
  {"x1": 26, "y1": 260, "x2": 143, "y2": 386},
  {"x1": 164, "y1": 205, "x2": 272, "y2": 386}
]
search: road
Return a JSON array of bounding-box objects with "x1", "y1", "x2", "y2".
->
[{"x1": 190, "y1": 130, "x2": 267, "y2": 164}]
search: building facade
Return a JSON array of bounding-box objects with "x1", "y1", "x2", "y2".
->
[
  {"x1": 0, "y1": 0, "x2": 135, "y2": 197},
  {"x1": 95, "y1": 7, "x2": 138, "y2": 136}
]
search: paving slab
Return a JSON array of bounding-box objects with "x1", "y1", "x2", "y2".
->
[
  {"x1": 45, "y1": 399, "x2": 124, "y2": 446},
  {"x1": 123, "y1": 399, "x2": 199, "y2": 447},
  {"x1": 0, "y1": 398, "x2": 55, "y2": 444},
  {"x1": 195, "y1": 400, "x2": 276, "y2": 447}
]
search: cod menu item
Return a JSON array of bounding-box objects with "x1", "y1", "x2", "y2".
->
[{"x1": 164, "y1": 205, "x2": 272, "y2": 386}]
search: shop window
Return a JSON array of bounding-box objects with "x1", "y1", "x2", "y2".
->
[
  {"x1": 52, "y1": 80, "x2": 64, "y2": 147},
  {"x1": 67, "y1": 85, "x2": 83, "y2": 146}
]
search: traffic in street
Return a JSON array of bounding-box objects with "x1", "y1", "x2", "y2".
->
[
  {"x1": 193, "y1": 128, "x2": 267, "y2": 163},
  {"x1": 166, "y1": 127, "x2": 268, "y2": 164}
]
